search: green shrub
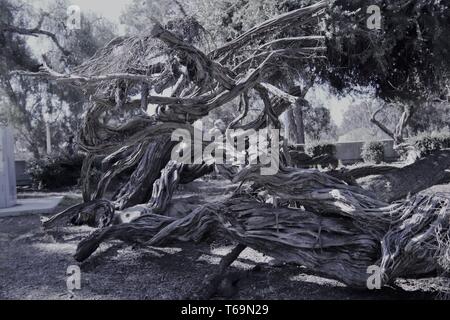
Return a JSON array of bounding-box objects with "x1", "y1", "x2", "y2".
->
[
  {"x1": 306, "y1": 142, "x2": 336, "y2": 158},
  {"x1": 411, "y1": 132, "x2": 450, "y2": 156},
  {"x1": 361, "y1": 141, "x2": 385, "y2": 164},
  {"x1": 28, "y1": 154, "x2": 84, "y2": 190}
]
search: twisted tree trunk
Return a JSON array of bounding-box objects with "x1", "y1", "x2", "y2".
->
[{"x1": 16, "y1": 0, "x2": 450, "y2": 296}]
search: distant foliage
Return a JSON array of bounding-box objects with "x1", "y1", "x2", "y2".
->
[
  {"x1": 28, "y1": 154, "x2": 83, "y2": 190},
  {"x1": 411, "y1": 132, "x2": 450, "y2": 157},
  {"x1": 361, "y1": 141, "x2": 385, "y2": 164},
  {"x1": 326, "y1": 0, "x2": 450, "y2": 101},
  {"x1": 408, "y1": 102, "x2": 450, "y2": 136},
  {"x1": 304, "y1": 104, "x2": 338, "y2": 141},
  {"x1": 0, "y1": 0, "x2": 117, "y2": 159},
  {"x1": 339, "y1": 98, "x2": 402, "y2": 142},
  {"x1": 306, "y1": 142, "x2": 336, "y2": 158}
]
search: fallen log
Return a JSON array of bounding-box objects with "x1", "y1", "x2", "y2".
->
[
  {"x1": 71, "y1": 166, "x2": 450, "y2": 289},
  {"x1": 74, "y1": 192, "x2": 450, "y2": 288}
]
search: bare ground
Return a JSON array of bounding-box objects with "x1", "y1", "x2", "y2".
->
[{"x1": 0, "y1": 180, "x2": 449, "y2": 300}]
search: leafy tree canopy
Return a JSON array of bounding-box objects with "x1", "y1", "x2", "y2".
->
[{"x1": 325, "y1": 0, "x2": 450, "y2": 102}]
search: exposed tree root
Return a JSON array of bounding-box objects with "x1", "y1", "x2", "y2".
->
[{"x1": 190, "y1": 244, "x2": 247, "y2": 300}]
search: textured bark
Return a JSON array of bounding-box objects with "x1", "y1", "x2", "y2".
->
[
  {"x1": 74, "y1": 181, "x2": 450, "y2": 288},
  {"x1": 42, "y1": 200, "x2": 115, "y2": 229},
  {"x1": 70, "y1": 165, "x2": 450, "y2": 289},
  {"x1": 359, "y1": 150, "x2": 450, "y2": 202},
  {"x1": 149, "y1": 161, "x2": 213, "y2": 213},
  {"x1": 113, "y1": 136, "x2": 175, "y2": 209}
]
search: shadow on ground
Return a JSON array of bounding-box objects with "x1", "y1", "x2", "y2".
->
[{"x1": 1, "y1": 181, "x2": 449, "y2": 300}]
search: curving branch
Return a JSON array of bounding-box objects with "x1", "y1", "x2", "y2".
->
[
  {"x1": 257, "y1": 36, "x2": 326, "y2": 50},
  {"x1": 210, "y1": 0, "x2": 329, "y2": 61},
  {"x1": 370, "y1": 106, "x2": 396, "y2": 141},
  {"x1": 371, "y1": 103, "x2": 414, "y2": 147},
  {"x1": 11, "y1": 66, "x2": 160, "y2": 86},
  {"x1": 1, "y1": 12, "x2": 71, "y2": 56}
]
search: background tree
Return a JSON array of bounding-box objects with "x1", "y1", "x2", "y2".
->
[
  {"x1": 0, "y1": 0, "x2": 116, "y2": 158},
  {"x1": 324, "y1": 0, "x2": 450, "y2": 143},
  {"x1": 338, "y1": 100, "x2": 400, "y2": 142},
  {"x1": 304, "y1": 102, "x2": 337, "y2": 141},
  {"x1": 408, "y1": 100, "x2": 450, "y2": 135}
]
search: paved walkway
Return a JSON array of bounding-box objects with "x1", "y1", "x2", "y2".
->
[{"x1": 0, "y1": 196, "x2": 63, "y2": 217}]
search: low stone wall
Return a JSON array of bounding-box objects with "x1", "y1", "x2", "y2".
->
[
  {"x1": 291, "y1": 139, "x2": 400, "y2": 166},
  {"x1": 335, "y1": 139, "x2": 399, "y2": 165}
]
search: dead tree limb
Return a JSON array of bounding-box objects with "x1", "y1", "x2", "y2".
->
[{"x1": 1, "y1": 22, "x2": 70, "y2": 56}]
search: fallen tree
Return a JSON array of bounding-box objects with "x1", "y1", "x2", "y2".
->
[{"x1": 16, "y1": 0, "x2": 450, "y2": 297}]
